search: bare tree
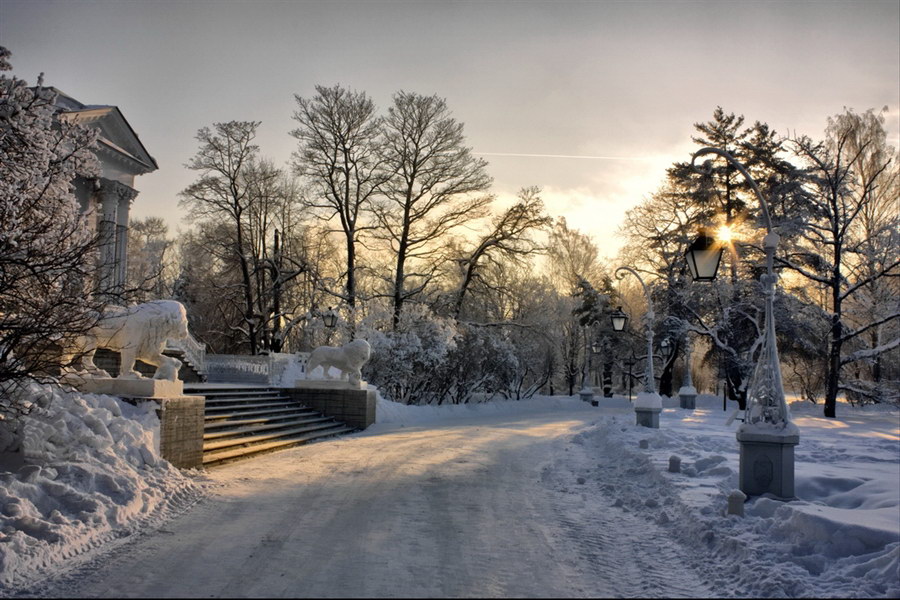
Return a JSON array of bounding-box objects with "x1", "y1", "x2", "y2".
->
[
  {"x1": 452, "y1": 187, "x2": 550, "y2": 319},
  {"x1": 374, "y1": 91, "x2": 493, "y2": 327},
  {"x1": 290, "y1": 85, "x2": 386, "y2": 311},
  {"x1": 179, "y1": 121, "x2": 266, "y2": 354},
  {"x1": 787, "y1": 108, "x2": 900, "y2": 417}
]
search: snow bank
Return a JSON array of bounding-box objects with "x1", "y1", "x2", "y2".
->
[{"x1": 0, "y1": 383, "x2": 208, "y2": 587}]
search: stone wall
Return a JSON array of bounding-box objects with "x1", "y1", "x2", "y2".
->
[{"x1": 284, "y1": 387, "x2": 376, "y2": 430}]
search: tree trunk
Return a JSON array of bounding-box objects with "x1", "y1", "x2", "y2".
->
[{"x1": 345, "y1": 229, "x2": 356, "y2": 309}]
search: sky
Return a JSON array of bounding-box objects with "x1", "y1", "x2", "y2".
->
[{"x1": 1, "y1": 0, "x2": 898, "y2": 259}]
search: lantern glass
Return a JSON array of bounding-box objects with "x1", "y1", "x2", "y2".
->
[
  {"x1": 610, "y1": 307, "x2": 628, "y2": 332},
  {"x1": 322, "y1": 308, "x2": 338, "y2": 328},
  {"x1": 685, "y1": 231, "x2": 723, "y2": 282},
  {"x1": 660, "y1": 338, "x2": 672, "y2": 358}
]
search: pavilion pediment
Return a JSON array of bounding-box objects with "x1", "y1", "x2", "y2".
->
[{"x1": 59, "y1": 104, "x2": 158, "y2": 175}]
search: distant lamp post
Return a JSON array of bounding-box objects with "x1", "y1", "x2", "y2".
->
[
  {"x1": 614, "y1": 267, "x2": 662, "y2": 428},
  {"x1": 660, "y1": 337, "x2": 673, "y2": 360},
  {"x1": 623, "y1": 358, "x2": 635, "y2": 402},
  {"x1": 685, "y1": 230, "x2": 724, "y2": 282},
  {"x1": 678, "y1": 333, "x2": 698, "y2": 410},
  {"x1": 322, "y1": 307, "x2": 338, "y2": 329},
  {"x1": 579, "y1": 323, "x2": 596, "y2": 405},
  {"x1": 692, "y1": 147, "x2": 799, "y2": 499},
  {"x1": 610, "y1": 307, "x2": 628, "y2": 332}
]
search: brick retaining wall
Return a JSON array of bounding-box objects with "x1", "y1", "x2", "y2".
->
[{"x1": 284, "y1": 387, "x2": 376, "y2": 430}]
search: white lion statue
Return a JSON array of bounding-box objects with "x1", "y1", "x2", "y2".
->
[
  {"x1": 305, "y1": 339, "x2": 371, "y2": 386},
  {"x1": 62, "y1": 300, "x2": 190, "y2": 382}
]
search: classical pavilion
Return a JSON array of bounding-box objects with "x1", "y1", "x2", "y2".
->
[{"x1": 51, "y1": 88, "x2": 158, "y2": 297}]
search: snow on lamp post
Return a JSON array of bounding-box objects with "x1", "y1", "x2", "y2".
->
[
  {"x1": 692, "y1": 147, "x2": 799, "y2": 499},
  {"x1": 614, "y1": 266, "x2": 662, "y2": 428}
]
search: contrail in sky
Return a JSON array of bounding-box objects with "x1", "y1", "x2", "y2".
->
[{"x1": 475, "y1": 152, "x2": 659, "y2": 161}]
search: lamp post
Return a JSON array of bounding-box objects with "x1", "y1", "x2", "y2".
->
[
  {"x1": 678, "y1": 333, "x2": 698, "y2": 410},
  {"x1": 692, "y1": 147, "x2": 799, "y2": 499},
  {"x1": 614, "y1": 266, "x2": 662, "y2": 428},
  {"x1": 623, "y1": 358, "x2": 635, "y2": 402},
  {"x1": 579, "y1": 323, "x2": 595, "y2": 404}
]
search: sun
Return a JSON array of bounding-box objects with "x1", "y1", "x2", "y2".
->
[{"x1": 716, "y1": 224, "x2": 734, "y2": 243}]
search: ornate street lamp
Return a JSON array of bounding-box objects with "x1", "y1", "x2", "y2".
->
[
  {"x1": 685, "y1": 230, "x2": 724, "y2": 282},
  {"x1": 614, "y1": 267, "x2": 662, "y2": 428},
  {"x1": 692, "y1": 147, "x2": 799, "y2": 499},
  {"x1": 321, "y1": 307, "x2": 338, "y2": 328},
  {"x1": 610, "y1": 307, "x2": 628, "y2": 332},
  {"x1": 660, "y1": 337, "x2": 672, "y2": 360}
]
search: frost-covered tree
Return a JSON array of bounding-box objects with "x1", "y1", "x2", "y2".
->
[
  {"x1": 0, "y1": 47, "x2": 103, "y2": 392},
  {"x1": 648, "y1": 108, "x2": 803, "y2": 408},
  {"x1": 373, "y1": 91, "x2": 493, "y2": 327},
  {"x1": 125, "y1": 216, "x2": 175, "y2": 303},
  {"x1": 787, "y1": 108, "x2": 900, "y2": 416}
]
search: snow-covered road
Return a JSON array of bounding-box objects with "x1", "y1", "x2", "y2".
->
[{"x1": 16, "y1": 403, "x2": 715, "y2": 598}]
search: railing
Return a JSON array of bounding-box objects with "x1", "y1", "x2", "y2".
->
[
  {"x1": 167, "y1": 332, "x2": 207, "y2": 374},
  {"x1": 204, "y1": 352, "x2": 310, "y2": 385}
]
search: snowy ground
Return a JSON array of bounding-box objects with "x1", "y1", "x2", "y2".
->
[{"x1": 0, "y1": 386, "x2": 898, "y2": 598}]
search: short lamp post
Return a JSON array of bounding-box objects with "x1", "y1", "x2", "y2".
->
[
  {"x1": 678, "y1": 333, "x2": 698, "y2": 410},
  {"x1": 579, "y1": 323, "x2": 596, "y2": 404},
  {"x1": 692, "y1": 147, "x2": 799, "y2": 499},
  {"x1": 623, "y1": 358, "x2": 635, "y2": 402},
  {"x1": 614, "y1": 266, "x2": 662, "y2": 428}
]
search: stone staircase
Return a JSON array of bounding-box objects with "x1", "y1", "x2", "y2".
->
[{"x1": 184, "y1": 384, "x2": 354, "y2": 467}]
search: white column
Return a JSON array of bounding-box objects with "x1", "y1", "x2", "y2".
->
[
  {"x1": 115, "y1": 193, "x2": 134, "y2": 293},
  {"x1": 96, "y1": 179, "x2": 138, "y2": 301}
]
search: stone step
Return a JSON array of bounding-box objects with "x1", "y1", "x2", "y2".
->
[
  {"x1": 203, "y1": 416, "x2": 335, "y2": 440},
  {"x1": 205, "y1": 406, "x2": 319, "y2": 425},
  {"x1": 204, "y1": 400, "x2": 296, "y2": 414},
  {"x1": 203, "y1": 395, "x2": 292, "y2": 406},
  {"x1": 186, "y1": 389, "x2": 285, "y2": 399},
  {"x1": 202, "y1": 425, "x2": 354, "y2": 466},
  {"x1": 203, "y1": 421, "x2": 346, "y2": 452}
]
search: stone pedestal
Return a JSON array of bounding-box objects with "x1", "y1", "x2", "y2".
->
[
  {"x1": 63, "y1": 375, "x2": 184, "y2": 398},
  {"x1": 286, "y1": 384, "x2": 377, "y2": 430},
  {"x1": 295, "y1": 379, "x2": 367, "y2": 390},
  {"x1": 736, "y1": 427, "x2": 799, "y2": 499},
  {"x1": 136, "y1": 395, "x2": 206, "y2": 469},
  {"x1": 635, "y1": 407, "x2": 661, "y2": 428},
  {"x1": 678, "y1": 385, "x2": 697, "y2": 410},
  {"x1": 634, "y1": 392, "x2": 662, "y2": 428},
  {"x1": 579, "y1": 387, "x2": 594, "y2": 403}
]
